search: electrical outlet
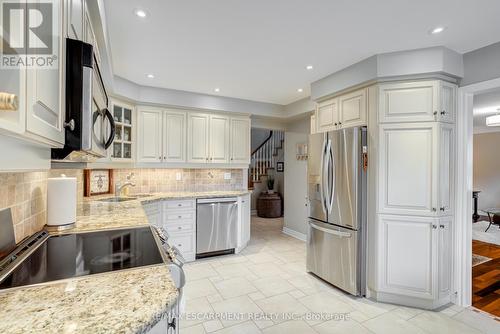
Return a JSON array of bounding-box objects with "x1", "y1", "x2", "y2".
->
[
  {"x1": 224, "y1": 172, "x2": 231, "y2": 180},
  {"x1": 176, "y1": 172, "x2": 182, "y2": 181}
]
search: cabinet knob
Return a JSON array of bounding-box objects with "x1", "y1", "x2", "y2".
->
[
  {"x1": 440, "y1": 110, "x2": 446, "y2": 115},
  {"x1": 177, "y1": 244, "x2": 182, "y2": 247},
  {"x1": 439, "y1": 224, "x2": 445, "y2": 229},
  {"x1": 433, "y1": 111, "x2": 438, "y2": 116},
  {"x1": 432, "y1": 208, "x2": 437, "y2": 212},
  {"x1": 177, "y1": 226, "x2": 182, "y2": 230},
  {"x1": 338, "y1": 122, "x2": 342, "y2": 125},
  {"x1": 178, "y1": 215, "x2": 182, "y2": 218},
  {"x1": 334, "y1": 123, "x2": 338, "y2": 126},
  {"x1": 210, "y1": 157, "x2": 213, "y2": 161},
  {"x1": 432, "y1": 224, "x2": 438, "y2": 229},
  {"x1": 440, "y1": 207, "x2": 445, "y2": 211},
  {"x1": 163, "y1": 156, "x2": 166, "y2": 160},
  {"x1": 63, "y1": 119, "x2": 75, "y2": 131}
]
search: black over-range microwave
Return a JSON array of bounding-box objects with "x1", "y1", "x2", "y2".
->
[{"x1": 52, "y1": 38, "x2": 115, "y2": 161}]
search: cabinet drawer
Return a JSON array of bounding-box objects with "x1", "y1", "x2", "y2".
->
[
  {"x1": 164, "y1": 221, "x2": 194, "y2": 233},
  {"x1": 164, "y1": 211, "x2": 195, "y2": 222},
  {"x1": 168, "y1": 233, "x2": 195, "y2": 254},
  {"x1": 163, "y1": 200, "x2": 195, "y2": 210}
]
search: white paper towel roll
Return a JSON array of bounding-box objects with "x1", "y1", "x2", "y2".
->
[{"x1": 47, "y1": 174, "x2": 77, "y2": 227}]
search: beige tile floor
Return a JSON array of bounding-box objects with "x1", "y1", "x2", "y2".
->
[{"x1": 180, "y1": 217, "x2": 499, "y2": 334}]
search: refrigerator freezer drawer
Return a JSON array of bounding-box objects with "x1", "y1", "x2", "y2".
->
[{"x1": 306, "y1": 220, "x2": 359, "y2": 295}]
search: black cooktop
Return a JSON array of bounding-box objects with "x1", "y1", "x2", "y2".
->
[{"x1": 0, "y1": 227, "x2": 164, "y2": 290}]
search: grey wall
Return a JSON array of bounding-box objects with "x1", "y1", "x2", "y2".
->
[
  {"x1": 251, "y1": 128, "x2": 271, "y2": 152},
  {"x1": 462, "y1": 42, "x2": 500, "y2": 87},
  {"x1": 473, "y1": 132, "x2": 500, "y2": 210}
]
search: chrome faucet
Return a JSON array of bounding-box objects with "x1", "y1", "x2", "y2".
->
[{"x1": 115, "y1": 173, "x2": 136, "y2": 197}]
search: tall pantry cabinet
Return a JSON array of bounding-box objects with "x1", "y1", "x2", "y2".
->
[{"x1": 374, "y1": 80, "x2": 456, "y2": 309}]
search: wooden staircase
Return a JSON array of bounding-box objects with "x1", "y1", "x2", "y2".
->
[{"x1": 249, "y1": 130, "x2": 285, "y2": 189}]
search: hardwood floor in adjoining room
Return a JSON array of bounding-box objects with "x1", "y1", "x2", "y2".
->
[{"x1": 472, "y1": 239, "x2": 500, "y2": 317}]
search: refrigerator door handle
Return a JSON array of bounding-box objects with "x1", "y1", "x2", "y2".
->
[
  {"x1": 324, "y1": 139, "x2": 334, "y2": 214},
  {"x1": 319, "y1": 135, "x2": 328, "y2": 214},
  {"x1": 310, "y1": 222, "x2": 352, "y2": 238}
]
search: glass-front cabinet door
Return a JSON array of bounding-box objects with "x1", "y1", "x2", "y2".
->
[{"x1": 111, "y1": 100, "x2": 134, "y2": 161}]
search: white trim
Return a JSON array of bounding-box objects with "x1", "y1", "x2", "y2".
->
[
  {"x1": 251, "y1": 210, "x2": 258, "y2": 216},
  {"x1": 454, "y1": 77, "x2": 500, "y2": 307},
  {"x1": 282, "y1": 227, "x2": 307, "y2": 242}
]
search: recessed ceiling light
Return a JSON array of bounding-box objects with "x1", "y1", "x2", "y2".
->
[
  {"x1": 297, "y1": 88, "x2": 304, "y2": 93},
  {"x1": 430, "y1": 26, "x2": 445, "y2": 34},
  {"x1": 135, "y1": 9, "x2": 147, "y2": 18},
  {"x1": 306, "y1": 65, "x2": 313, "y2": 70},
  {"x1": 146, "y1": 74, "x2": 154, "y2": 79},
  {"x1": 214, "y1": 88, "x2": 220, "y2": 93}
]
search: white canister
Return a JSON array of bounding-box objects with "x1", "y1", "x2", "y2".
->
[{"x1": 47, "y1": 174, "x2": 77, "y2": 230}]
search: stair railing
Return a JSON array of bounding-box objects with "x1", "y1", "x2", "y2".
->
[{"x1": 250, "y1": 130, "x2": 285, "y2": 185}]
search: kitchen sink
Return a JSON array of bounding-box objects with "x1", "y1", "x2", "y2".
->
[{"x1": 97, "y1": 197, "x2": 137, "y2": 203}]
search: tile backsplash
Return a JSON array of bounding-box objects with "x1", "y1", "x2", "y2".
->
[
  {"x1": 113, "y1": 169, "x2": 245, "y2": 194},
  {"x1": 0, "y1": 168, "x2": 246, "y2": 244},
  {"x1": 0, "y1": 170, "x2": 83, "y2": 244}
]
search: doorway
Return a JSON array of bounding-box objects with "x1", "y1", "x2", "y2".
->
[
  {"x1": 456, "y1": 78, "x2": 500, "y2": 317},
  {"x1": 470, "y1": 88, "x2": 500, "y2": 316}
]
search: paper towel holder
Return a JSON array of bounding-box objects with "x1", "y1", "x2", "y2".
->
[{"x1": 45, "y1": 174, "x2": 77, "y2": 232}]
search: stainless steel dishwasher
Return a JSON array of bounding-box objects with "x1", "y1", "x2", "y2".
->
[{"x1": 196, "y1": 198, "x2": 238, "y2": 258}]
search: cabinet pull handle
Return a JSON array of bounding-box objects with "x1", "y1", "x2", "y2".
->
[
  {"x1": 433, "y1": 111, "x2": 438, "y2": 116},
  {"x1": 432, "y1": 225, "x2": 438, "y2": 229},
  {"x1": 440, "y1": 110, "x2": 446, "y2": 115},
  {"x1": 440, "y1": 207, "x2": 445, "y2": 211},
  {"x1": 439, "y1": 224, "x2": 445, "y2": 229},
  {"x1": 178, "y1": 215, "x2": 182, "y2": 218},
  {"x1": 177, "y1": 226, "x2": 182, "y2": 230},
  {"x1": 432, "y1": 208, "x2": 437, "y2": 212},
  {"x1": 0, "y1": 92, "x2": 18, "y2": 111},
  {"x1": 178, "y1": 244, "x2": 182, "y2": 247}
]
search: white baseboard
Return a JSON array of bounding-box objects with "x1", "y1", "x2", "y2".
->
[{"x1": 282, "y1": 227, "x2": 307, "y2": 242}]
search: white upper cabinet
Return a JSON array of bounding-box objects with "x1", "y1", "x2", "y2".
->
[
  {"x1": 379, "y1": 123, "x2": 436, "y2": 216},
  {"x1": 187, "y1": 113, "x2": 210, "y2": 163},
  {"x1": 137, "y1": 109, "x2": 162, "y2": 163},
  {"x1": 163, "y1": 110, "x2": 186, "y2": 163},
  {"x1": 209, "y1": 115, "x2": 230, "y2": 163},
  {"x1": 230, "y1": 117, "x2": 250, "y2": 164},
  {"x1": 338, "y1": 88, "x2": 367, "y2": 128},
  {"x1": 67, "y1": 0, "x2": 84, "y2": 40},
  {"x1": 379, "y1": 80, "x2": 456, "y2": 124},
  {"x1": 25, "y1": 0, "x2": 65, "y2": 146},
  {"x1": 316, "y1": 98, "x2": 338, "y2": 132},
  {"x1": 315, "y1": 88, "x2": 368, "y2": 133},
  {"x1": 439, "y1": 81, "x2": 456, "y2": 123},
  {"x1": 379, "y1": 81, "x2": 438, "y2": 123},
  {"x1": 378, "y1": 215, "x2": 437, "y2": 300},
  {"x1": 137, "y1": 109, "x2": 250, "y2": 166}
]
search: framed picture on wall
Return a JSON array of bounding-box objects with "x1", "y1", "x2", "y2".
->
[
  {"x1": 277, "y1": 162, "x2": 284, "y2": 172},
  {"x1": 84, "y1": 169, "x2": 113, "y2": 197}
]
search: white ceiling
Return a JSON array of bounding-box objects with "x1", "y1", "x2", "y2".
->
[
  {"x1": 104, "y1": 0, "x2": 500, "y2": 105},
  {"x1": 473, "y1": 89, "x2": 500, "y2": 134}
]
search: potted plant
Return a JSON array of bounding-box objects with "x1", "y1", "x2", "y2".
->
[{"x1": 267, "y1": 177, "x2": 275, "y2": 194}]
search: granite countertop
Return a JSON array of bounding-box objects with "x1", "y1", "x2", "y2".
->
[
  {"x1": 0, "y1": 190, "x2": 250, "y2": 334},
  {"x1": 0, "y1": 266, "x2": 178, "y2": 334}
]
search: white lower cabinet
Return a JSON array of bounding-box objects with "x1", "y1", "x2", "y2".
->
[
  {"x1": 377, "y1": 214, "x2": 451, "y2": 308},
  {"x1": 162, "y1": 199, "x2": 196, "y2": 262},
  {"x1": 237, "y1": 194, "x2": 251, "y2": 252}
]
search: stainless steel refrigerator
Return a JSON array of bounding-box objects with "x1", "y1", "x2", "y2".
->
[{"x1": 307, "y1": 126, "x2": 367, "y2": 296}]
